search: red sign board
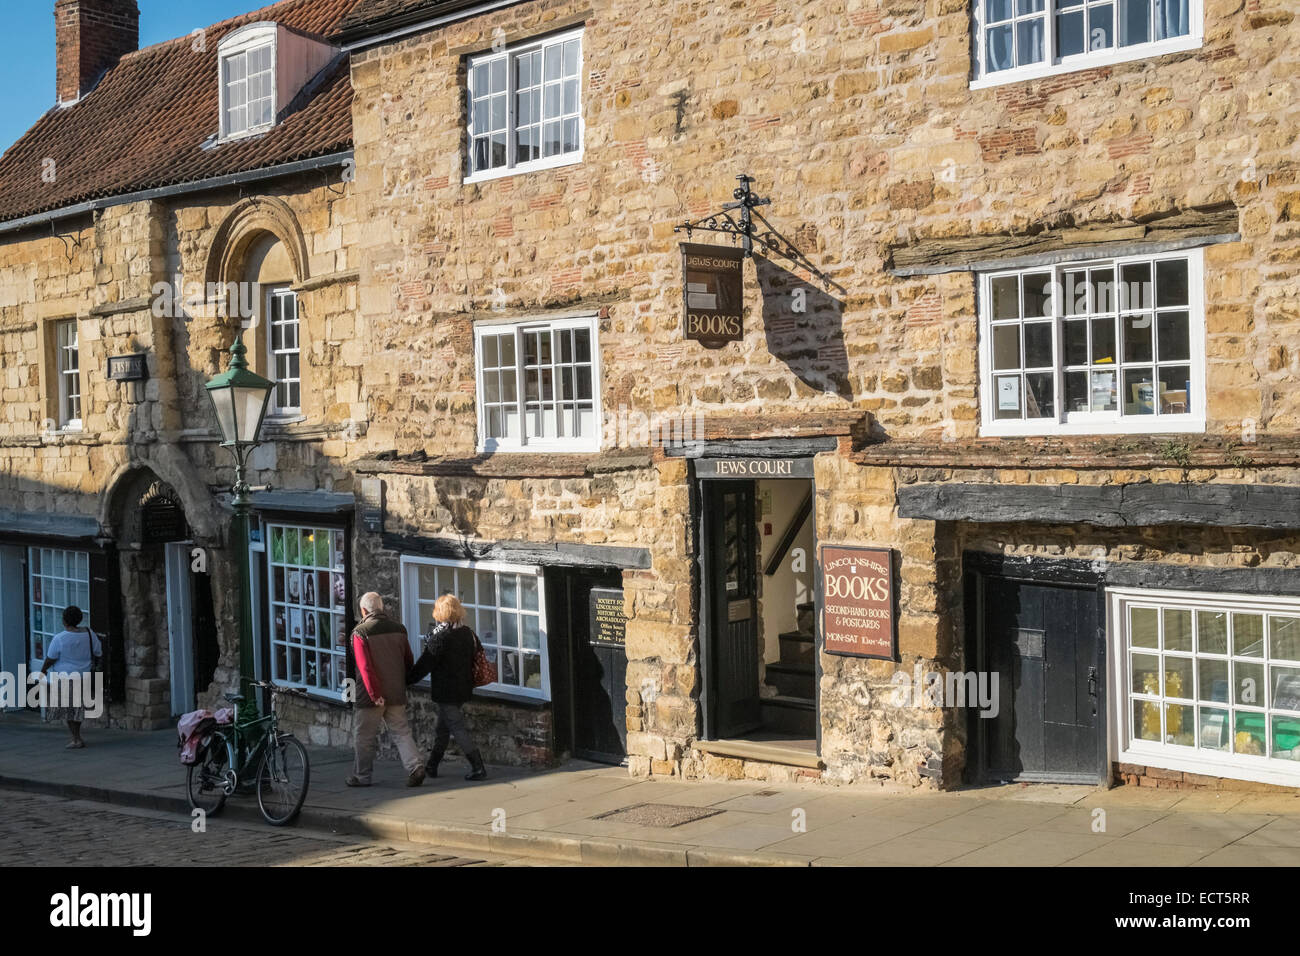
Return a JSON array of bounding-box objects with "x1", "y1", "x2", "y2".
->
[{"x1": 820, "y1": 545, "x2": 896, "y2": 660}]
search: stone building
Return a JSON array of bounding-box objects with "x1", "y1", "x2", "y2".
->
[
  {"x1": 0, "y1": 0, "x2": 363, "y2": 731},
  {"x1": 4, "y1": 0, "x2": 1300, "y2": 794},
  {"x1": 334, "y1": 0, "x2": 1300, "y2": 792}
]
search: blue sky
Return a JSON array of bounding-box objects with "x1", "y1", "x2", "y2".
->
[{"x1": 1, "y1": 0, "x2": 259, "y2": 155}]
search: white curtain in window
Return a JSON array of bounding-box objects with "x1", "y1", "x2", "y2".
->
[{"x1": 1156, "y1": 0, "x2": 1189, "y2": 39}]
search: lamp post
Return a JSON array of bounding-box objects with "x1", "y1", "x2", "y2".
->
[{"x1": 205, "y1": 332, "x2": 275, "y2": 716}]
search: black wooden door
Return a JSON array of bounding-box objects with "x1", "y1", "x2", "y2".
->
[
  {"x1": 192, "y1": 570, "x2": 219, "y2": 698},
  {"x1": 572, "y1": 583, "x2": 628, "y2": 763},
  {"x1": 983, "y1": 576, "x2": 1101, "y2": 782},
  {"x1": 705, "y1": 481, "x2": 761, "y2": 738}
]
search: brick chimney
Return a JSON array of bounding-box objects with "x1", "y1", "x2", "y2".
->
[{"x1": 55, "y1": 0, "x2": 140, "y2": 105}]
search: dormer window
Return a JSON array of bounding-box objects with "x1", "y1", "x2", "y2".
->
[
  {"x1": 217, "y1": 22, "x2": 338, "y2": 143},
  {"x1": 223, "y1": 42, "x2": 275, "y2": 137}
]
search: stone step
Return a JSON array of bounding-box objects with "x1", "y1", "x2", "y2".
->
[
  {"x1": 760, "y1": 695, "x2": 817, "y2": 736},
  {"x1": 796, "y1": 601, "x2": 815, "y2": 636},
  {"x1": 765, "y1": 662, "x2": 815, "y2": 699},
  {"x1": 778, "y1": 631, "x2": 815, "y2": 667}
]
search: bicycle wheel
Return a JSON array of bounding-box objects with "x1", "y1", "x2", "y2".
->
[
  {"x1": 187, "y1": 731, "x2": 234, "y2": 816},
  {"x1": 256, "y1": 734, "x2": 309, "y2": 826}
]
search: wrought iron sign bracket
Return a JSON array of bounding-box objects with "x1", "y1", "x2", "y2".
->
[
  {"x1": 674, "y1": 174, "x2": 843, "y2": 293},
  {"x1": 675, "y1": 174, "x2": 770, "y2": 259}
]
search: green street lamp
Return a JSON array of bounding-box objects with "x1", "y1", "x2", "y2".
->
[{"x1": 205, "y1": 332, "x2": 275, "y2": 715}]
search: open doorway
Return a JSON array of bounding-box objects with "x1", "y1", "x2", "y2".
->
[{"x1": 700, "y1": 468, "x2": 817, "y2": 750}]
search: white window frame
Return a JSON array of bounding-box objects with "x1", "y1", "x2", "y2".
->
[
  {"x1": 1110, "y1": 587, "x2": 1300, "y2": 788},
  {"x1": 474, "y1": 313, "x2": 602, "y2": 454},
  {"x1": 265, "y1": 523, "x2": 350, "y2": 702},
  {"x1": 463, "y1": 26, "x2": 584, "y2": 184},
  {"x1": 978, "y1": 247, "x2": 1205, "y2": 437},
  {"x1": 55, "y1": 319, "x2": 82, "y2": 431},
  {"x1": 265, "y1": 285, "x2": 301, "y2": 418},
  {"x1": 400, "y1": 555, "x2": 551, "y2": 702},
  {"x1": 27, "y1": 548, "x2": 91, "y2": 668},
  {"x1": 970, "y1": 0, "x2": 1203, "y2": 89},
  {"x1": 219, "y1": 24, "x2": 278, "y2": 141}
]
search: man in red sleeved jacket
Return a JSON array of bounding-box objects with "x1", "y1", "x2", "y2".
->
[{"x1": 346, "y1": 592, "x2": 425, "y2": 788}]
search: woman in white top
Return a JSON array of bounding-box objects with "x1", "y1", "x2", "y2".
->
[{"x1": 37, "y1": 605, "x2": 102, "y2": 749}]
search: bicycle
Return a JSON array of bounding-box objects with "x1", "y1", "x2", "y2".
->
[{"x1": 186, "y1": 680, "x2": 311, "y2": 826}]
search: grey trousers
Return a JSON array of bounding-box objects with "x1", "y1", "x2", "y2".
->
[
  {"x1": 431, "y1": 702, "x2": 479, "y2": 756},
  {"x1": 353, "y1": 704, "x2": 424, "y2": 782}
]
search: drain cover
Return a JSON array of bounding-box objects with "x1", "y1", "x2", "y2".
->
[{"x1": 595, "y1": 803, "x2": 723, "y2": 828}]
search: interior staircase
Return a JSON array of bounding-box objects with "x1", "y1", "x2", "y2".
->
[{"x1": 761, "y1": 601, "x2": 817, "y2": 736}]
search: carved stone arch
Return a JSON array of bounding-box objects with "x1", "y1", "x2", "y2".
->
[{"x1": 204, "y1": 196, "x2": 311, "y2": 293}]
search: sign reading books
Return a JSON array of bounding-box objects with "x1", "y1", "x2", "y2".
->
[
  {"x1": 681, "y1": 242, "x2": 744, "y2": 348},
  {"x1": 820, "y1": 545, "x2": 896, "y2": 660}
]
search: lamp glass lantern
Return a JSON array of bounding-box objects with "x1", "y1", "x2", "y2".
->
[{"x1": 204, "y1": 334, "x2": 275, "y2": 448}]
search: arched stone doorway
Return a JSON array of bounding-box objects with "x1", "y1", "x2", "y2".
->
[{"x1": 104, "y1": 467, "x2": 227, "y2": 726}]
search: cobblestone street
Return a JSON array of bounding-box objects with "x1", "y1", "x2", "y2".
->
[{"x1": 0, "y1": 789, "x2": 532, "y2": 867}]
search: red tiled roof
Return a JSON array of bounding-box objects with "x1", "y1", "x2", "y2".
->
[
  {"x1": 0, "y1": 0, "x2": 361, "y2": 227},
  {"x1": 336, "y1": 0, "x2": 525, "y2": 43}
]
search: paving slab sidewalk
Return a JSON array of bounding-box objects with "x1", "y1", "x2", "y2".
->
[{"x1": 3, "y1": 713, "x2": 1299, "y2": 867}]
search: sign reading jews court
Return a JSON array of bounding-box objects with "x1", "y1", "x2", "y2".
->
[
  {"x1": 820, "y1": 545, "x2": 896, "y2": 661},
  {"x1": 681, "y1": 242, "x2": 744, "y2": 347}
]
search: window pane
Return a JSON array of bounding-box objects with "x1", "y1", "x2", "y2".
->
[
  {"x1": 1091, "y1": 318, "x2": 1116, "y2": 364},
  {"x1": 1156, "y1": 258, "x2": 1189, "y2": 307},
  {"x1": 515, "y1": 54, "x2": 531, "y2": 88},
  {"x1": 490, "y1": 57, "x2": 506, "y2": 92},
  {"x1": 992, "y1": 324, "x2": 1021, "y2": 370},
  {"x1": 1198, "y1": 611, "x2": 1228, "y2": 655},
  {"x1": 1122, "y1": 313, "x2": 1153, "y2": 363},
  {"x1": 1057, "y1": 9, "x2": 1085, "y2": 56},
  {"x1": 1123, "y1": 368, "x2": 1156, "y2": 415},
  {"x1": 1024, "y1": 322, "x2": 1053, "y2": 368},
  {"x1": 1199, "y1": 658, "x2": 1230, "y2": 703},
  {"x1": 1133, "y1": 652, "x2": 1161, "y2": 695},
  {"x1": 1165, "y1": 608, "x2": 1193, "y2": 651},
  {"x1": 1025, "y1": 372, "x2": 1055, "y2": 418},
  {"x1": 1016, "y1": 16, "x2": 1045, "y2": 65},
  {"x1": 1022, "y1": 273, "x2": 1052, "y2": 317},
  {"x1": 564, "y1": 39, "x2": 580, "y2": 75},
  {"x1": 544, "y1": 83, "x2": 562, "y2": 119},
  {"x1": 1018, "y1": 0, "x2": 1045, "y2": 12},
  {"x1": 543, "y1": 120, "x2": 562, "y2": 157},
  {"x1": 1157, "y1": 366, "x2": 1190, "y2": 414},
  {"x1": 1063, "y1": 270, "x2": 1088, "y2": 315},
  {"x1": 1131, "y1": 607, "x2": 1159, "y2": 648},
  {"x1": 1271, "y1": 666, "x2": 1300, "y2": 713},
  {"x1": 1120, "y1": 0, "x2": 1151, "y2": 45},
  {"x1": 1089, "y1": 3, "x2": 1114, "y2": 50},
  {"x1": 990, "y1": 275, "x2": 1019, "y2": 319},
  {"x1": 1234, "y1": 614, "x2": 1265, "y2": 658},
  {"x1": 563, "y1": 117, "x2": 580, "y2": 153},
  {"x1": 1199, "y1": 707, "x2": 1230, "y2": 750},
  {"x1": 987, "y1": 0, "x2": 1013, "y2": 21},
  {"x1": 993, "y1": 374, "x2": 1022, "y2": 419},
  {"x1": 1156, "y1": 312, "x2": 1190, "y2": 362},
  {"x1": 1165, "y1": 657, "x2": 1194, "y2": 703},
  {"x1": 1155, "y1": 0, "x2": 1190, "y2": 39},
  {"x1": 1272, "y1": 617, "x2": 1300, "y2": 662},
  {"x1": 1065, "y1": 370, "x2": 1089, "y2": 413},
  {"x1": 544, "y1": 44, "x2": 562, "y2": 81},
  {"x1": 1090, "y1": 369, "x2": 1117, "y2": 412},
  {"x1": 1235, "y1": 660, "x2": 1265, "y2": 707},
  {"x1": 563, "y1": 78, "x2": 579, "y2": 115},
  {"x1": 522, "y1": 653, "x2": 543, "y2": 690},
  {"x1": 987, "y1": 24, "x2": 1014, "y2": 71},
  {"x1": 1063, "y1": 319, "x2": 1088, "y2": 366},
  {"x1": 1134, "y1": 699, "x2": 1161, "y2": 741},
  {"x1": 1120, "y1": 262, "x2": 1152, "y2": 310}
]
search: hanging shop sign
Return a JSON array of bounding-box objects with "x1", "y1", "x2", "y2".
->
[
  {"x1": 681, "y1": 242, "x2": 745, "y2": 347},
  {"x1": 589, "y1": 588, "x2": 628, "y2": 647},
  {"x1": 820, "y1": 545, "x2": 896, "y2": 661}
]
